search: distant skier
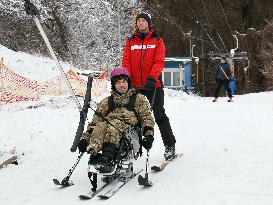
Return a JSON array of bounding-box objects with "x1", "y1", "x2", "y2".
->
[
  {"x1": 213, "y1": 57, "x2": 233, "y2": 102},
  {"x1": 122, "y1": 12, "x2": 177, "y2": 160},
  {"x1": 77, "y1": 67, "x2": 155, "y2": 173}
]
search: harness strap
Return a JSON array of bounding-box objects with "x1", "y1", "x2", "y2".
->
[
  {"x1": 107, "y1": 93, "x2": 141, "y2": 128},
  {"x1": 220, "y1": 66, "x2": 229, "y2": 80}
]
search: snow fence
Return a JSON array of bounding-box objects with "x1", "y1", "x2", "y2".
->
[{"x1": 0, "y1": 57, "x2": 107, "y2": 105}]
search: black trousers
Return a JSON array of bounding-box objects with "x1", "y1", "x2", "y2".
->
[
  {"x1": 214, "y1": 78, "x2": 232, "y2": 98},
  {"x1": 139, "y1": 88, "x2": 176, "y2": 147}
]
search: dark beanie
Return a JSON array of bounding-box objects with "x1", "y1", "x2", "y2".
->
[
  {"x1": 221, "y1": 56, "x2": 227, "y2": 61},
  {"x1": 136, "y1": 12, "x2": 152, "y2": 27}
]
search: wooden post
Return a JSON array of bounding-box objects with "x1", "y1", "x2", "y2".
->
[
  {"x1": 132, "y1": 8, "x2": 137, "y2": 33},
  {"x1": 231, "y1": 60, "x2": 235, "y2": 78},
  {"x1": 196, "y1": 63, "x2": 199, "y2": 83}
]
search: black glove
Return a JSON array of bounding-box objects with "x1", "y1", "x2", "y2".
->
[
  {"x1": 144, "y1": 77, "x2": 156, "y2": 91},
  {"x1": 78, "y1": 139, "x2": 88, "y2": 153},
  {"x1": 141, "y1": 135, "x2": 154, "y2": 150}
]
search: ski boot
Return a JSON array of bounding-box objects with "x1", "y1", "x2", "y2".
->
[
  {"x1": 164, "y1": 144, "x2": 176, "y2": 161},
  {"x1": 95, "y1": 142, "x2": 117, "y2": 173},
  {"x1": 89, "y1": 152, "x2": 102, "y2": 165}
]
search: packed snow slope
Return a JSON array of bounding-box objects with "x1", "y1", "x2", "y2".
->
[{"x1": 1, "y1": 45, "x2": 273, "y2": 205}]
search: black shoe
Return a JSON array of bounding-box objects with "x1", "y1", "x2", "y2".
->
[
  {"x1": 212, "y1": 98, "x2": 217, "y2": 102},
  {"x1": 164, "y1": 145, "x2": 176, "y2": 161},
  {"x1": 227, "y1": 98, "x2": 233, "y2": 102},
  {"x1": 95, "y1": 142, "x2": 117, "y2": 173},
  {"x1": 89, "y1": 153, "x2": 102, "y2": 165},
  {"x1": 95, "y1": 156, "x2": 115, "y2": 173}
]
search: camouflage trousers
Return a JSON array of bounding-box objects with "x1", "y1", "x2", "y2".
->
[{"x1": 88, "y1": 119, "x2": 129, "y2": 154}]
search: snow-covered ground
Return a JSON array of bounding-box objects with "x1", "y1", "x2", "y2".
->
[{"x1": 1, "y1": 45, "x2": 273, "y2": 205}]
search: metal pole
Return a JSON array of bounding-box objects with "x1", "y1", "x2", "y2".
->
[
  {"x1": 23, "y1": 0, "x2": 82, "y2": 111},
  {"x1": 33, "y1": 17, "x2": 82, "y2": 111},
  {"x1": 117, "y1": 0, "x2": 122, "y2": 63},
  {"x1": 196, "y1": 63, "x2": 199, "y2": 83},
  {"x1": 188, "y1": 31, "x2": 192, "y2": 90},
  {"x1": 230, "y1": 35, "x2": 238, "y2": 78},
  {"x1": 201, "y1": 28, "x2": 204, "y2": 56},
  {"x1": 189, "y1": 31, "x2": 192, "y2": 57},
  {"x1": 192, "y1": 45, "x2": 199, "y2": 84}
]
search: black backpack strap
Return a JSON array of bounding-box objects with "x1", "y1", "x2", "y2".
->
[
  {"x1": 107, "y1": 95, "x2": 115, "y2": 115},
  {"x1": 107, "y1": 93, "x2": 141, "y2": 127},
  {"x1": 127, "y1": 93, "x2": 141, "y2": 127},
  {"x1": 127, "y1": 93, "x2": 137, "y2": 114}
]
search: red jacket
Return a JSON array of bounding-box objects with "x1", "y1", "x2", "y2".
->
[{"x1": 122, "y1": 29, "x2": 165, "y2": 88}]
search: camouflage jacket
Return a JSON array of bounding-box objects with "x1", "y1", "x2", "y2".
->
[{"x1": 82, "y1": 88, "x2": 154, "y2": 141}]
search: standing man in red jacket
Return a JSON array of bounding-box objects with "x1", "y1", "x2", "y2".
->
[{"x1": 122, "y1": 12, "x2": 176, "y2": 161}]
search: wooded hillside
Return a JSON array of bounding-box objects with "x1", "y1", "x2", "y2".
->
[{"x1": 0, "y1": 0, "x2": 272, "y2": 94}]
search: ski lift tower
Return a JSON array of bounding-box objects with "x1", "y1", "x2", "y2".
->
[
  {"x1": 206, "y1": 34, "x2": 249, "y2": 69},
  {"x1": 230, "y1": 35, "x2": 239, "y2": 77},
  {"x1": 206, "y1": 52, "x2": 248, "y2": 66},
  {"x1": 192, "y1": 45, "x2": 200, "y2": 83},
  {"x1": 206, "y1": 35, "x2": 249, "y2": 95}
]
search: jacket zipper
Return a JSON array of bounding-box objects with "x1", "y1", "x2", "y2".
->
[{"x1": 140, "y1": 39, "x2": 144, "y2": 86}]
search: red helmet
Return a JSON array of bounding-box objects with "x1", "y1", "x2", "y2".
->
[{"x1": 110, "y1": 67, "x2": 130, "y2": 80}]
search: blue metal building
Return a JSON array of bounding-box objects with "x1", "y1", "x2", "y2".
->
[{"x1": 163, "y1": 57, "x2": 192, "y2": 91}]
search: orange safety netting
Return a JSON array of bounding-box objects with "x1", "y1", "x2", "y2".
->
[{"x1": 0, "y1": 57, "x2": 107, "y2": 105}]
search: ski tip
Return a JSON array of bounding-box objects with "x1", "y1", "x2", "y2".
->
[
  {"x1": 140, "y1": 181, "x2": 153, "y2": 187},
  {"x1": 144, "y1": 182, "x2": 153, "y2": 187},
  {"x1": 174, "y1": 153, "x2": 184, "y2": 159},
  {"x1": 53, "y1": 178, "x2": 61, "y2": 185},
  {"x1": 79, "y1": 195, "x2": 92, "y2": 200},
  {"x1": 97, "y1": 195, "x2": 110, "y2": 200},
  {"x1": 167, "y1": 153, "x2": 184, "y2": 161},
  {"x1": 138, "y1": 175, "x2": 145, "y2": 185},
  {"x1": 151, "y1": 166, "x2": 161, "y2": 172},
  {"x1": 53, "y1": 178, "x2": 73, "y2": 187},
  {"x1": 151, "y1": 153, "x2": 184, "y2": 172},
  {"x1": 138, "y1": 175, "x2": 153, "y2": 187}
]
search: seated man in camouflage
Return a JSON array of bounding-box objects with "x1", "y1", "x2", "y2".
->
[{"x1": 77, "y1": 67, "x2": 155, "y2": 172}]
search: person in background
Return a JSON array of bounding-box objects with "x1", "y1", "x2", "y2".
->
[{"x1": 213, "y1": 57, "x2": 233, "y2": 102}]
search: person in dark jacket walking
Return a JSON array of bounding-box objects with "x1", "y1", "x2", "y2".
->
[
  {"x1": 213, "y1": 57, "x2": 233, "y2": 102},
  {"x1": 122, "y1": 12, "x2": 176, "y2": 160}
]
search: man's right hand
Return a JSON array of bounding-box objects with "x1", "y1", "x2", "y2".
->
[
  {"x1": 141, "y1": 135, "x2": 154, "y2": 150},
  {"x1": 78, "y1": 139, "x2": 88, "y2": 152},
  {"x1": 144, "y1": 77, "x2": 156, "y2": 91}
]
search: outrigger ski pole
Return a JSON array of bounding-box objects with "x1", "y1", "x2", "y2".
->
[
  {"x1": 137, "y1": 88, "x2": 156, "y2": 187},
  {"x1": 23, "y1": 0, "x2": 82, "y2": 111},
  {"x1": 53, "y1": 152, "x2": 84, "y2": 186},
  {"x1": 138, "y1": 150, "x2": 153, "y2": 186}
]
